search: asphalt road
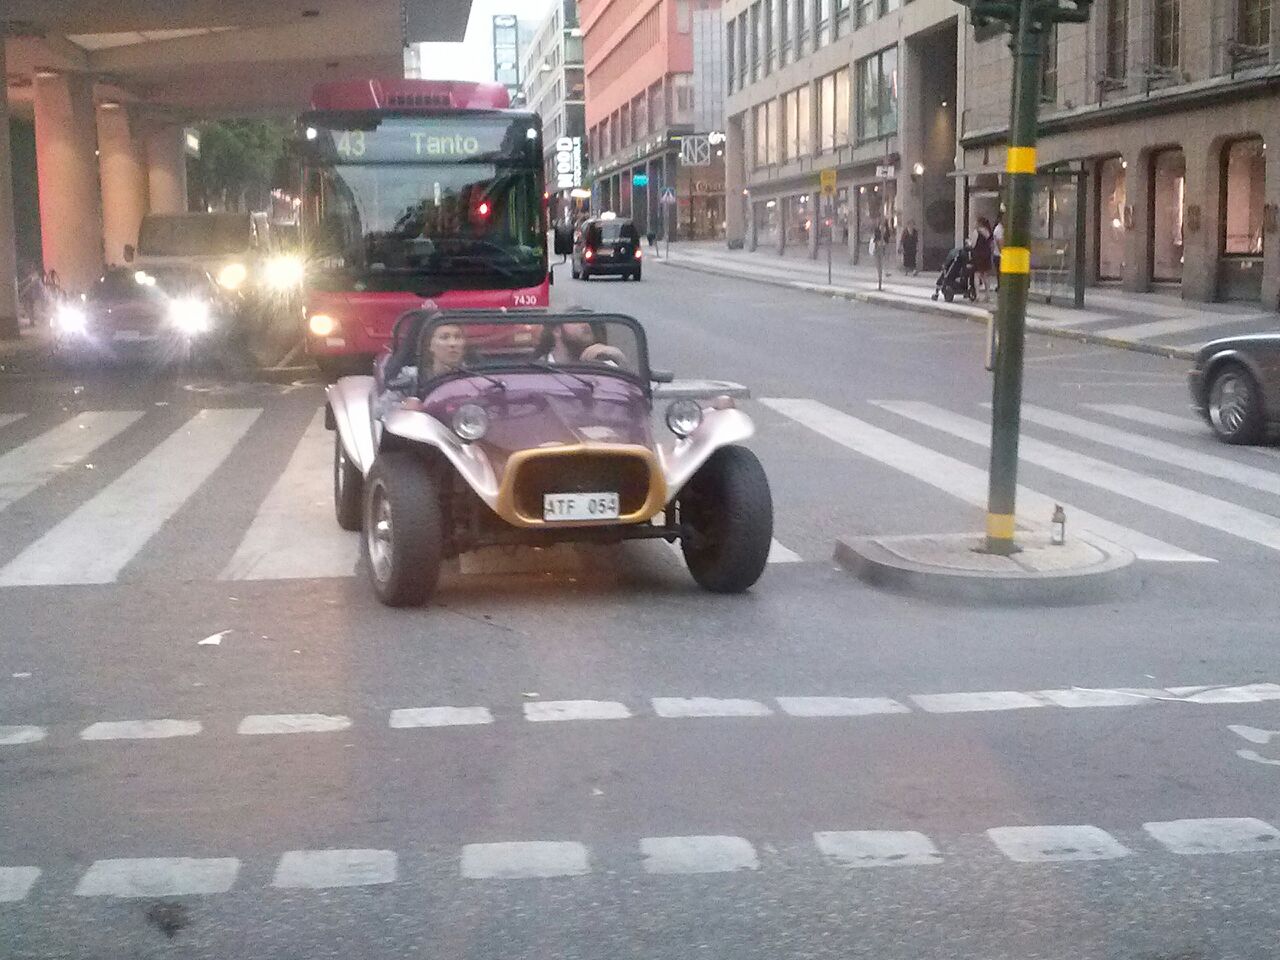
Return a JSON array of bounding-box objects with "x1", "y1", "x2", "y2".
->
[{"x1": 2, "y1": 258, "x2": 1279, "y2": 959}]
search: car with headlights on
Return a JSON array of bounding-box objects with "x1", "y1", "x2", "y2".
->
[
  {"x1": 52, "y1": 266, "x2": 235, "y2": 364},
  {"x1": 1188, "y1": 332, "x2": 1280, "y2": 444},
  {"x1": 571, "y1": 215, "x2": 642, "y2": 281},
  {"x1": 325, "y1": 310, "x2": 773, "y2": 606}
]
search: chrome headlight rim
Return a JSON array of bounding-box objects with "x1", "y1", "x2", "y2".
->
[
  {"x1": 665, "y1": 398, "x2": 703, "y2": 438},
  {"x1": 452, "y1": 403, "x2": 489, "y2": 443}
]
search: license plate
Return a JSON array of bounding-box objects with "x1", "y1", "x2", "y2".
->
[
  {"x1": 543, "y1": 492, "x2": 620, "y2": 521},
  {"x1": 114, "y1": 330, "x2": 155, "y2": 342}
]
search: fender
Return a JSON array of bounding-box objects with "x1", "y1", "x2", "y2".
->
[
  {"x1": 382, "y1": 408, "x2": 501, "y2": 507},
  {"x1": 657, "y1": 408, "x2": 756, "y2": 503},
  {"x1": 324, "y1": 376, "x2": 378, "y2": 476}
]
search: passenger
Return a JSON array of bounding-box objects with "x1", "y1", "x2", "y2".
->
[{"x1": 425, "y1": 322, "x2": 466, "y2": 377}]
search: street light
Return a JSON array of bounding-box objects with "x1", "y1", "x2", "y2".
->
[{"x1": 913, "y1": 162, "x2": 925, "y2": 176}]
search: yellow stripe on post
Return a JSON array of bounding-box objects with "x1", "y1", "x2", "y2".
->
[
  {"x1": 1005, "y1": 147, "x2": 1037, "y2": 174},
  {"x1": 986, "y1": 512, "x2": 1016, "y2": 540},
  {"x1": 1000, "y1": 247, "x2": 1031, "y2": 275}
]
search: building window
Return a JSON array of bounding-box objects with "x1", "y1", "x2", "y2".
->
[
  {"x1": 1237, "y1": 0, "x2": 1271, "y2": 47},
  {"x1": 676, "y1": 0, "x2": 692, "y2": 32},
  {"x1": 754, "y1": 103, "x2": 770, "y2": 168},
  {"x1": 1154, "y1": 0, "x2": 1180, "y2": 68},
  {"x1": 855, "y1": 47, "x2": 897, "y2": 141},
  {"x1": 1151, "y1": 147, "x2": 1185, "y2": 282},
  {"x1": 1097, "y1": 156, "x2": 1126, "y2": 279},
  {"x1": 750, "y1": 3, "x2": 762, "y2": 81},
  {"x1": 1223, "y1": 138, "x2": 1265, "y2": 255},
  {"x1": 817, "y1": 0, "x2": 832, "y2": 45},
  {"x1": 1040, "y1": 25, "x2": 1058, "y2": 102},
  {"x1": 778, "y1": 0, "x2": 790, "y2": 62},
  {"x1": 781, "y1": 85, "x2": 812, "y2": 160},
  {"x1": 1105, "y1": 0, "x2": 1128, "y2": 79},
  {"x1": 620, "y1": 102, "x2": 631, "y2": 147},
  {"x1": 634, "y1": 93, "x2": 648, "y2": 138},
  {"x1": 856, "y1": 0, "x2": 874, "y2": 28},
  {"x1": 649, "y1": 80, "x2": 666, "y2": 129},
  {"x1": 738, "y1": 13, "x2": 749, "y2": 87},
  {"x1": 727, "y1": 20, "x2": 736, "y2": 90},
  {"x1": 673, "y1": 73, "x2": 695, "y2": 121},
  {"x1": 766, "y1": 98, "x2": 780, "y2": 163},
  {"x1": 877, "y1": 0, "x2": 899, "y2": 15},
  {"x1": 817, "y1": 69, "x2": 849, "y2": 151},
  {"x1": 796, "y1": 0, "x2": 809, "y2": 51},
  {"x1": 765, "y1": 0, "x2": 777, "y2": 72}
]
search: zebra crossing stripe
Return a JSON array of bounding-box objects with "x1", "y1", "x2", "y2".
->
[
  {"x1": 1019, "y1": 404, "x2": 1280, "y2": 496},
  {"x1": 0, "y1": 414, "x2": 25, "y2": 431},
  {"x1": 0, "y1": 409, "x2": 261, "y2": 586},
  {"x1": 220, "y1": 409, "x2": 359, "y2": 581},
  {"x1": 0, "y1": 867, "x2": 41, "y2": 902},
  {"x1": 0, "y1": 411, "x2": 142, "y2": 514},
  {"x1": 762, "y1": 398, "x2": 1210, "y2": 563},
  {"x1": 876, "y1": 401, "x2": 1280, "y2": 555},
  {"x1": 1093, "y1": 313, "x2": 1268, "y2": 342},
  {"x1": 1084, "y1": 404, "x2": 1206, "y2": 435}
]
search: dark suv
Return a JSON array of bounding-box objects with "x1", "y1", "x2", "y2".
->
[{"x1": 572, "y1": 217, "x2": 642, "y2": 281}]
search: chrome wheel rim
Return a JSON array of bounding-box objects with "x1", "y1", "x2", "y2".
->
[
  {"x1": 1210, "y1": 372, "x2": 1251, "y2": 434},
  {"x1": 367, "y1": 486, "x2": 393, "y2": 582}
]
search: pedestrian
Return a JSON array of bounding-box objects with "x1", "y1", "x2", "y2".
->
[
  {"x1": 992, "y1": 216, "x2": 1004, "y2": 289},
  {"x1": 971, "y1": 217, "x2": 995, "y2": 302},
  {"x1": 899, "y1": 221, "x2": 920, "y2": 276},
  {"x1": 871, "y1": 217, "x2": 892, "y2": 291}
]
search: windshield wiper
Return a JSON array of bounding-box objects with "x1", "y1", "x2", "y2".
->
[
  {"x1": 524, "y1": 359, "x2": 596, "y2": 393},
  {"x1": 460, "y1": 365, "x2": 507, "y2": 391}
]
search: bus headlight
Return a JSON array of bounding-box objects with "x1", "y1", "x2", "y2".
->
[
  {"x1": 168, "y1": 298, "x2": 212, "y2": 335},
  {"x1": 217, "y1": 262, "x2": 248, "y2": 290},
  {"x1": 54, "y1": 304, "x2": 88, "y2": 335},
  {"x1": 308, "y1": 313, "x2": 338, "y2": 337},
  {"x1": 265, "y1": 254, "x2": 305, "y2": 290}
]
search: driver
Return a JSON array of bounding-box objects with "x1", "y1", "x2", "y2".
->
[{"x1": 541, "y1": 321, "x2": 627, "y2": 366}]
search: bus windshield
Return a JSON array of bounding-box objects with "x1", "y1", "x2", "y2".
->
[{"x1": 302, "y1": 115, "x2": 546, "y2": 294}]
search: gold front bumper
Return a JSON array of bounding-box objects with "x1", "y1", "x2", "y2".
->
[{"x1": 493, "y1": 443, "x2": 668, "y2": 528}]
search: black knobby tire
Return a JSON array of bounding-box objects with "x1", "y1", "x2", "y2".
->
[
  {"x1": 679, "y1": 445, "x2": 774, "y2": 594},
  {"x1": 1207, "y1": 361, "x2": 1265, "y2": 445},
  {"x1": 361, "y1": 452, "x2": 444, "y2": 607},
  {"x1": 333, "y1": 431, "x2": 363, "y2": 531}
]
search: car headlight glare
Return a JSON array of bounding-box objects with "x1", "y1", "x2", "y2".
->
[
  {"x1": 265, "y1": 254, "x2": 305, "y2": 290},
  {"x1": 308, "y1": 313, "x2": 338, "y2": 337},
  {"x1": 54, "y1": 304, "x2": 87, "y2": 335},
  {"x1": 217, "y1": 262, "x2": 248, "y2": 290},
  {"x1": 452, "y1": 403, "x2": 489, "y2": 442},
  {"x1": 665, "y1": 399, "x2": 703, "y2": 438},
  {"x1": 168, "y1": 297, "x2": 212, "y2": 334}
]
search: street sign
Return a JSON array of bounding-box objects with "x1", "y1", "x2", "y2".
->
[
  {"x1": 875, "y1": 164, "x2": 896, "y2": 180},
  {"x1": 819, "y1": 169, "x2": 837, "y2": 197},
  {"x1": 660, "y1": 187, "x2": 677, "y2": 206},
  {"x1": 680, "y1": 135, "x2": 711, "y2": 166},
  {"x1": 632, "y1": 173, "x2": 649, "y2": 187}
]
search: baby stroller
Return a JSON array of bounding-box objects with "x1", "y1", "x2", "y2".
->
[{"x1": 931, "y1": 244, "x2": 977, "y2": 303}]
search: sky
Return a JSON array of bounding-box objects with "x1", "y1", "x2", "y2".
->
[{"x1": 417, "y1": 0, "x2": 557, "y2": 82}]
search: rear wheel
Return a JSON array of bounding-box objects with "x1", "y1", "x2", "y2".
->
[
  {"x1": 943, "y1": 289, "x2": 955, "y2": 302},
  {"x1": 571, "y1": 261, "x2": 581, "y2": 279},
  {"x1": 679, "y1": 446, "x2": 773, "y2": 594},
  {"x1": 633, "y1": 268, "x2": 642, "y2": 281},
  {"x1": 362, "y1": 452, "x2": 443, "y2": 607},
  {"x1": 333, "y1": 431, "x2": 363, "y2": 531},
  {"x1": 1207, "y1": 362, "x2": 1265, "y2": 444},
  {"x1": 580, "y1": 268, "x2": 591, "y2": 281}
]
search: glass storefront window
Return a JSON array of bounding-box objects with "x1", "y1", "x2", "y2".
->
[
  {"x1": 755, "y1": 199, "x2": 781, "y2": 247},
  {"x1": 1223, "y1": 138, "x2": 1265, "y2": 255},
  {"x1": 1150, "y1": 148, "x2": 1185, "y2": 283},
  {"x1": 1097, "y1": 156, "x2": 1126, "y2": 280}
]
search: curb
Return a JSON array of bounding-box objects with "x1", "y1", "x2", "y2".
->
[
  {"x1": 658, "y1": 258, "x2": 1197, "y2": 362},
  {"x1": 833, "y1": 532, "x2": 1138, "y2": 605}
]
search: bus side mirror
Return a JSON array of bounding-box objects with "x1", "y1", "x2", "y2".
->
[
  {"x1": 548, "y1": 265, "x2": 555, "y2": 285},
  {"x1": 553, "y1": 224, "x2": 574, "y2": 256},
  {"x1": 123, "y1": 244, "x2": 135, "y2": 263}
]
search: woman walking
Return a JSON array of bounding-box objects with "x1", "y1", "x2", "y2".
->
[
  {"x1": 971, "y1": 217, "x2": 995, "y2": 301},
  {"x1": 899, "y1": 221, "x2": 920, "y2": 276}
]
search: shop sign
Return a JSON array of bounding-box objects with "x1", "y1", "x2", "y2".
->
[{"x1": 554, "y1": 136, "x2": 583, "y2": 191}]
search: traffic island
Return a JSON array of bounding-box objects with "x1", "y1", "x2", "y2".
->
[{"x1": 834, "y1": 531, "x2": 1137, "y2": 605}]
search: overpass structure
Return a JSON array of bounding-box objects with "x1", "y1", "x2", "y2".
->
[{"x1": 1, "y1": 0, "x2": 473, "y2": 337}]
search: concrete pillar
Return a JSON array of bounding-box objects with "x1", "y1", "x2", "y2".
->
[
  {"x1": 1182, "y1": 136, "x2": 1218, "y2": 302},
  {"x1": 0, "y1": 42, "x2": 21, "y2": 338},
  {"x1": 725, "y1": 115, "x2": 746, "y2": 246},
  {"x1": 34, "y1": 72, "x2": 103, "y2": 293},
  {"x1": 1263, "y1": 136, "x2": 1280, "y2": 310},
  {"x1": 145, "y1": 124, "x2": 188, "y2": 214},
  {"x1": 98, "y1": 105, "x2": 148, "y2": 266},
  {"x1": 1121, "y1": 151, "x2": 1151, "y2": 293}
]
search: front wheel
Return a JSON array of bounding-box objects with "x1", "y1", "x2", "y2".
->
[
  {"x1": 333, "y1": 431, "x2": 363, "y2": 531},
  {"x1": 943, "y1": 289, "x2": 955, "y2": 303},
  {"x1": 1208, "y1": 362, "x2": 1265, "y2": 444},
  {"x1": 362, "y1": 452, "x2": 443, "y2": 607},
  {"x1": 678, "y1": 446, "x2": 773, "y2": 594}
]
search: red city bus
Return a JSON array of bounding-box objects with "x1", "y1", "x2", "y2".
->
[{"x1": 296, "y1": 78, "x2": 549, "y2": 378}]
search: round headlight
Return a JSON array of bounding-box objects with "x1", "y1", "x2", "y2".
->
[
  {"x1": 54, "y1": 304, "x2": 87, "y2": 335},
  {"x1": 217, "y1": 262, "x2": 247, "y2": 290},
  {"x1": 264, "y1": 254, "x2": 305, "y2": 290},
  {"x1": 168, "y1": 297, "x2": 211, "y2": 334},
  {"x1": 308, "y1": 313, "x2": 337, "y2": 337},
  {"x1": 665, "y1": 398, "x2": 703, "y2": 438},
  {"x1": 452, "y1": 403, "x2": 489, "y2": 442}
]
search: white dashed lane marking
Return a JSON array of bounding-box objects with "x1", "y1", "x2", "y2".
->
[
  {"x1": 640, "y1": 836, "x2": 760, "y2": 874},
  {"x1": 814, "y1": 831, "x2": 943, "y2": 868},
  {"x1": 986, "y1": 826, "x2": 1132, "y2": 863},
  {"x1": 79, "y1": 719, "x2": 202, "y2": 741},
  {"x1": 775, "y1": 696, "x2": 910, "y2": 717},
  {"x1": 523, "y1": 700, "x2": 632, "y2": 722},
  {"x1": 0, "y1": 867, "x2": 40, "y2": 902},
  {"x1": 651, "y1": 697, "x2": 773, "y2": 718},
  {"x1": 272, "y1": 849, "x2": 397, "y2": 889},
  {"x1": 911, "y1": 691, "x2": 1048, "y2": 714},
  {"x1": 460, "y1": 841, "x2": 590, "y2": 879},
  {"x1": 236, "y1": 714, "x2": 352, "y2": 735},
  {"x1": 0, "y1": 725, "x2": 46, "y2": 746},
  {"x1": 74, "y1": 858, "x2": 241, "y2": 897},
  {"x1": 1143, "y1": 818, "x2": 1280, "y2": 855},
  {"x1": 389, "y1": 706, "x2": 494, "y2": 728}
]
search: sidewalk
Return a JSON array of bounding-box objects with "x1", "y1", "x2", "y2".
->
[{"x1": 656, "y1": 241, "x2": 1279, "y2": 360}]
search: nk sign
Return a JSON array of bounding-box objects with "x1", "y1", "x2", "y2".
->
[{"x1": 555, "y1": 137, "x2": 583, "y2": 191}]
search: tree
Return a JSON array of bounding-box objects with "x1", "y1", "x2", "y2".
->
[{"x1": 194, "y1": 119, "x2": 287, "y2": 212}]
